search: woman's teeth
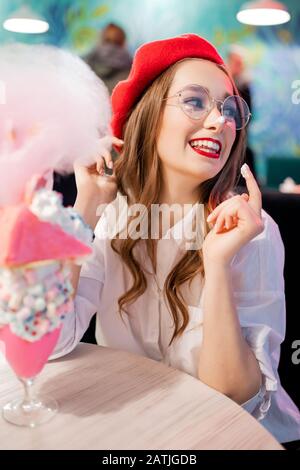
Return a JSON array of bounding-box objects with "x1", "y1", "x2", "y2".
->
[{"x1": 190, "y1": 140, "x2": 221, "y2": 153}]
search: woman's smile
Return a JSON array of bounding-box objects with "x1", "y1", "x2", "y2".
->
[{"x1": 189, "y1": 137, "x2": 222, "y2": 159}]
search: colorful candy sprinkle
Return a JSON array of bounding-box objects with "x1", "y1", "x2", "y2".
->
[{"x1": 0, "y1": 262, "x2": 74, "y2": 341}]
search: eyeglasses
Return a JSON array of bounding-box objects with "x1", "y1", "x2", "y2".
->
[{"x1": 163, "y1": 84, "x2": 251, "y2": 130}]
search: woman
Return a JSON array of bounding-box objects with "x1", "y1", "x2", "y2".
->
[{"x1": 52, "y1": 34, "x2": 300, "y2": 443}]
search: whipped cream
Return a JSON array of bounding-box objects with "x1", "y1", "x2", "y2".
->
[{"x1": 30, "y1": 188, "x2": 93, "y2": 248}]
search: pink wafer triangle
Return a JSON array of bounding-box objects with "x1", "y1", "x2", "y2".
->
[{"x1": 0, "y1": 205, "x2": 91, "y2": 267}]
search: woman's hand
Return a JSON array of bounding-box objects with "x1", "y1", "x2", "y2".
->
[
  {"x1": 202, "y1": 164, "x2": 264, "y2": 268},
  {"x1": 74, "y1": 136, "x2": 123, "y2": 206}
]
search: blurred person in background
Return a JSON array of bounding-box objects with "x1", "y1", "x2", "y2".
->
[{"x1": 84, "y1": 22, "x2": 132, "y2": 94}]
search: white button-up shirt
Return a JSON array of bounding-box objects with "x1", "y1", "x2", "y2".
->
[{"x1": 52, "y1": 196, "x2": 300, "y2": 443}]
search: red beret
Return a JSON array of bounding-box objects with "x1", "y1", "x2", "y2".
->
[{"x1": 111, "y1": 34, "x2": 224, "y2": 140}]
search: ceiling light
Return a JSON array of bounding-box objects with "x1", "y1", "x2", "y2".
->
[
  {"x1": 3, "y1": 6, "x2": 49, "y2": 34},
  {"x1": 237, "y1": 0, "x2": 291, "y2": 26}
]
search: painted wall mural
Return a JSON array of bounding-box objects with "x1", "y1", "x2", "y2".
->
[{"x1": 1, "y1": 0, "x2": 300, "y2": 181}]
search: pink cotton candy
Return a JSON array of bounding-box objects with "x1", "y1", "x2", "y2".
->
[{"x1": 0, "y1": 43, "x2": 112, "y2": 205}]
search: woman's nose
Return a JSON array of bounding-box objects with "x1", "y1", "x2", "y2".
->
[{"x1": 203, "y1": 105, "x2": 225, "y2": 131}]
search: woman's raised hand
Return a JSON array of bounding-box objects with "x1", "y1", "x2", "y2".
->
[
  {"x1": 202, "y1": 164, "x2": 264, "y2": 268},
  {"x1": 74, "y1": 136, "x2": 123, "y2": 206}
]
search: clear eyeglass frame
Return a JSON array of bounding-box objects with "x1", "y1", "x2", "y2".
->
[{"x1": 162, "y1": 84, "x2": 252, "y2": 130}]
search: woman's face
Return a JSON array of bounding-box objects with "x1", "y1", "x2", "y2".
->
[{"x1": 156, "y1": 59, "x2": 236, "y2": 184}]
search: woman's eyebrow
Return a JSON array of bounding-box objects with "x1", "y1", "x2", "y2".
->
[{"x1": 202, "y1": 86, "x2": 233, "y2": 99}]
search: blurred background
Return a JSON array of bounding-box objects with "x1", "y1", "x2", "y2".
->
[{"x1": 1, "y1": 0, "x2": 300, "y2": 410}]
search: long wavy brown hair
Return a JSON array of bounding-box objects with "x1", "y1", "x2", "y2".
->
[{"x1": 111, "y1": 59, "x2": 246, "y2": 345}]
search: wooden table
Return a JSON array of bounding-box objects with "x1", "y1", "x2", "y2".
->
[{"x1": 0, "y1": 343, "x2": 282, "y2": 450}]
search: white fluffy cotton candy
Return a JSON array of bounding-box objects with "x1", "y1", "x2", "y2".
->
[{"x1": 0, "y1": 43, "x2": 112, "y2": 205}]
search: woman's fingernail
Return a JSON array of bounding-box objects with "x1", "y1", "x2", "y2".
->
[
  {"x1": 108, "y1": 161, "x2": 113, "y2": 169},
  {"x1": 207, "y1": 214, "x2": 212, "y2": 222},
  {"x1": 241, "y1": 163, "x2": 250, "y2": 178}
]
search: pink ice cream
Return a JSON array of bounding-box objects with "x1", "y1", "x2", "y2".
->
[
  {"x1": 0, "y1": 325, "x2": 61, "y2": 378},
  {"x1": 0, "y1": 183, "x2": 93, "y2": 379}
]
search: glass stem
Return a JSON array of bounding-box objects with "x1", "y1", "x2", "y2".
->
[{"x1": 19, "y1": 377, "x2": 36, "y2": 408}]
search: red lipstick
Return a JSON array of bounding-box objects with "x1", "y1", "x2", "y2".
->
[{"x1": 189, "y1": 137, "x2": 222, "y2": 159}]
